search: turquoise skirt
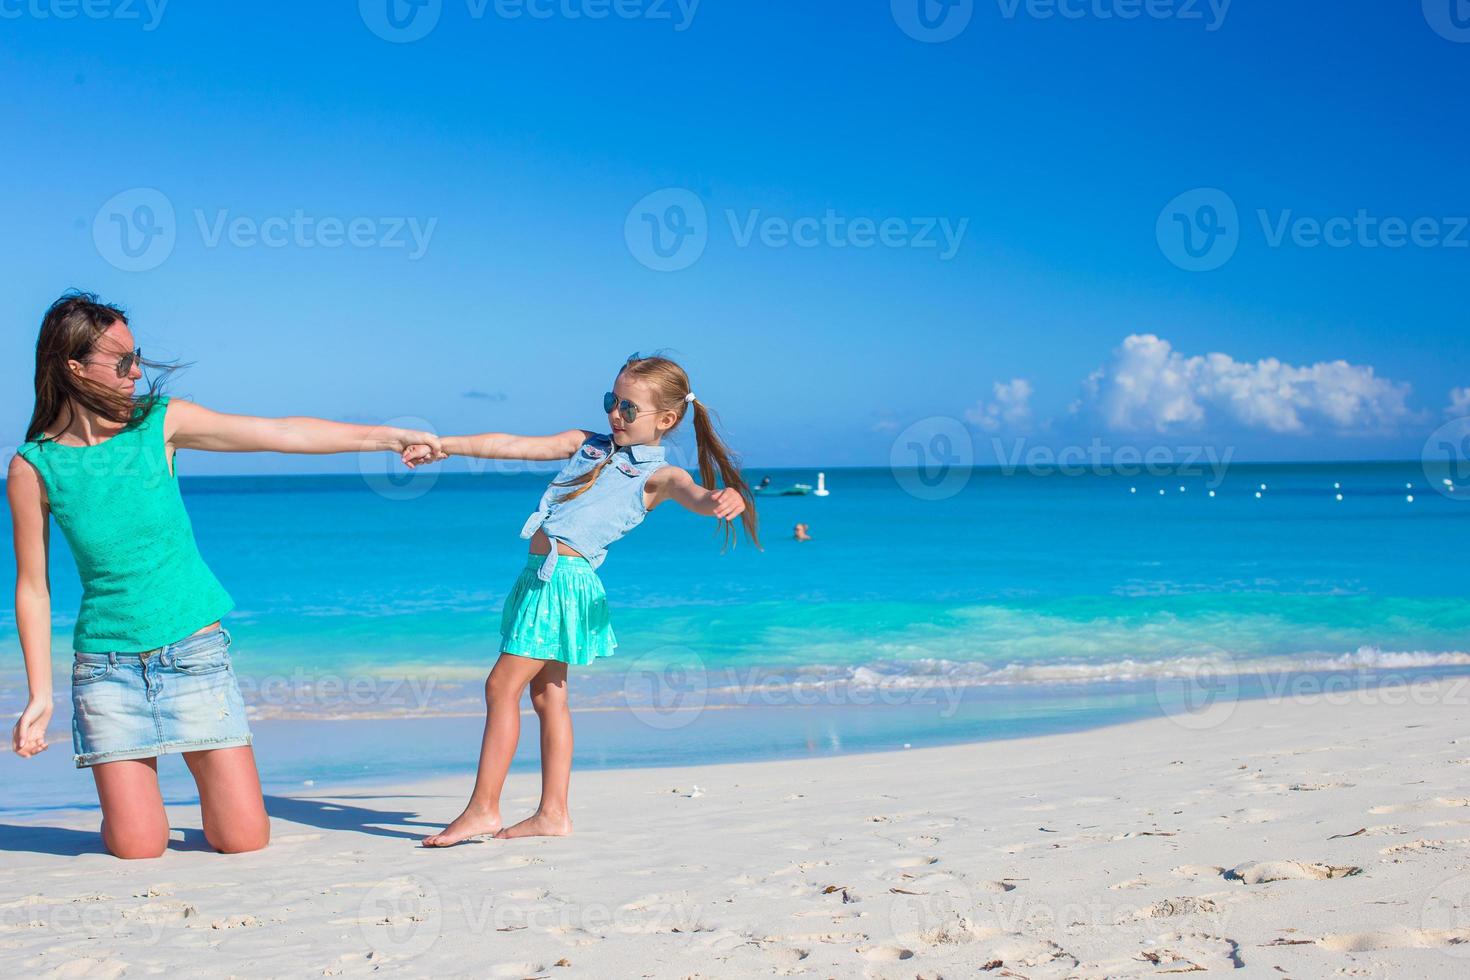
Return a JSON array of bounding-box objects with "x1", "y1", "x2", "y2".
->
[{"x1": 500, "y1": 554, "x2": 617, "y2": 665}]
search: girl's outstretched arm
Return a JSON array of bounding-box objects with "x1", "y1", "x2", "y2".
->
[
  {"x1": 407, "y1": 429, "x2": 592, "y2": 466},
  {"x1": 8, "y1": 455, "x2": 54, "y2": 758},
  {"x1": 166, "y1": 399, "x2": 440, "y2": 455},
  {"x1": 646, "y1": 466, "x2": 748, "y2": 521}
]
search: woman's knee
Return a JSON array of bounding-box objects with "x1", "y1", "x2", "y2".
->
[
  {"x1": 207, "y1": 819, "x2": 270, "y2": 854},
  {"x1": 104, "y1": 825, "x2": 169, "y2": 860}
]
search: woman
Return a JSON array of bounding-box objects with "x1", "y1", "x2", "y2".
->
[{"x1": 7, "y1": 293, "x2": 440, "y2": 859}]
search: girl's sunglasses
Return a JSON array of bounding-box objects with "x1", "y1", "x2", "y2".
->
[{"x1": 604, "y1": 391, "x2": 661, "y2": 424}]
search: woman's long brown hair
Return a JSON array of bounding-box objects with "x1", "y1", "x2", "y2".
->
[
  {"x1": 555, "y1": 354, "x2": 761, "y2": 550},
  {"x1": 25, "y1": 292, "x2": 169, "y2": 445}
]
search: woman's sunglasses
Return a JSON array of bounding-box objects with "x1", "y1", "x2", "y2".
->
[
  {"x1": 90, "y1": 347, "x2": 143, "y2": 378},
  {"x1": 117, "y1": 347, "x2": 143, "y2": 377},
  {"x1": 604, "y1": 391, "x2": 663, "y2": 424}
]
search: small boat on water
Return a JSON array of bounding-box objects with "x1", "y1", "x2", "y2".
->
[{"x1": 754, "y1": 472, "x2": 830, "y2": 497}]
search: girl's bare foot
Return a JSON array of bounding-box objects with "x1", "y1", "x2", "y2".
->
[
  {"x1": 422, "y1": 804, "x2": 501, "y2": 847},
  {"x1": 494, "y1": 809, "x2": 572, "y2": 839}
]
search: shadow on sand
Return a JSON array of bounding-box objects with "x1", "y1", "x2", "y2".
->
[{"x1": 0, "y1": 793, "x2": 448, "y2": 856}]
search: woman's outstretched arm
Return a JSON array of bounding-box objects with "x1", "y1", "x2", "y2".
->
[
  {"x1": 165, "y1": 399, "x2": 441, "y2": 455},
  {"x1": 8, "y1": 455, "x2": 54, "y2": 758},
  {"x1": 405, "y1": 428, "x2": 593, "y2": 465}
]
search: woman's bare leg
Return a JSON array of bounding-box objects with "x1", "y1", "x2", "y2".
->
[
  {"x1": 422, "y1": 653, "x2": 546, "y2": 846},
  {"x1": 184, "y1": 745, "x2": 270, "y2": 853},
  {"x1": 91, "y1": 757, "x2": 170, "y2": 859},
  {"x1": 497, "y1": 659, "x2": 573, "y2": 838}
]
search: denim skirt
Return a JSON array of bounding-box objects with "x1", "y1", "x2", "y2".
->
[{"x1": 71, "y1": 626, "x2": 252, "y2": 768}]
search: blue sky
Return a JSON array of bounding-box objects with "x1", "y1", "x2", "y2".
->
[{"x1": 2, "y1": 1, "x2": 1466, "y2": 472}]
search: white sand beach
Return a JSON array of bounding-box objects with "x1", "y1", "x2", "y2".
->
[{"x1": 4, "y1": 678, "x2": 1470, "y2": 978}]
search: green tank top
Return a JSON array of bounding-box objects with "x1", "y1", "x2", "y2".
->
[{"x1": 17, "y1": 396, "x2": 234, "y2": 653}]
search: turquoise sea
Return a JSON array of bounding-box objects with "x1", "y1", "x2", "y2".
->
[{"x1": 2, "y1": 459, "x2": 1468, "y2": 815}]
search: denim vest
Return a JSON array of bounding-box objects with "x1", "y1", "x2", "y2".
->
[{"x1": 520, "y1": 434, "x2": 668, "y2": 581}]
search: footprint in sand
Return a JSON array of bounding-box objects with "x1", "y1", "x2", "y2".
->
[
  {"x1": 1171, "y1": 865, "x2": 1226, "y2": 880},
  {"x1": 545, "y1": 924, "x2": 602, "y2": 947},
  {"x1": 1370, "y1": 797, "x2": 1470, "y2": 815},
  {"x1": 119, "y1": 901, "x2": 198, "y2": 924},
  {"x1": 888, "y1": 855, "x2": 940, "y2": 870},
  {"x1": 764, "y1": 946, "x2": 810, "y2": 965},
  {"x1": 1318, "y1": 925, "x2": 1470, "y2": 951},
  {"x1": 35, "y1": 957, "x2": 128, "y2": 980},
  {"x1": 487, "y1": 962, "x2": 545, "y2": 978},
  {"x1": 1380, "y1": 839, "x2": 1450, "y2": 856},
  {"x1": 1223, "y1": 861, "x2": 1361, "y2": 884},
  {"x1": 1364, "y1": 824, "x2": 1409, "y2": 836},
  {"x1": 477, "y1": 855, "x2": 544, "y2": 872},
  {"x1": 1128, "y1": 932, "x2": 1242, "y2": 972},
  {"x1": 858, "y1": 945, "x2": 914, "y2": 962},
  {"x1": 963, "y1": 929, "x2": 1077, "y2": 969},
  {"x1": 763, "y1": 930, "x2": 867, "y2": 945},
  {"x1": 766, "y1": 859, "x2": 833, "y2": 882},
  {"x1": 209, "y1": 914, "x2": 263, "y2": 929},
  {"x1": 1134, "y1": 896, "x2": 1223, "y2": 919}
]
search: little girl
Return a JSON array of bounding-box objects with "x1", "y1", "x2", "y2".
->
[{"x1": 404, "y1": 354, "x2": 759, "y2": 845}]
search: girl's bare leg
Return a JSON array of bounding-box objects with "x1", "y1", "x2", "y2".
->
[
  {"x1": 91, "y1": 757, "x2": 170, "y2": 859},
  {"x1": 184, "y1": 745, "x2": 270, "y2": 853},
  {"x1": 497, "y1": 660, "x2": 572, "y2": 838},
  {"x1": 422, "y1": 653, "x2": 546, "y2": 846}
]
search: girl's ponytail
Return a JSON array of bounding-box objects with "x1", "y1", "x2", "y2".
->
[{"x1": 689, "y1": 398, "x2": 761, "y2": 551}]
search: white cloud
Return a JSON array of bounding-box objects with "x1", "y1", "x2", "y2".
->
[
  {"x1": 1082, "y1": 334, "x2": 1415, "y2": 436},
  {"x1": 966, "y1": 378, "x2": 1034, "y2": 432},
  {"x1": 1448, "y1": 387, "x2": 1470, "y2": 418}
]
